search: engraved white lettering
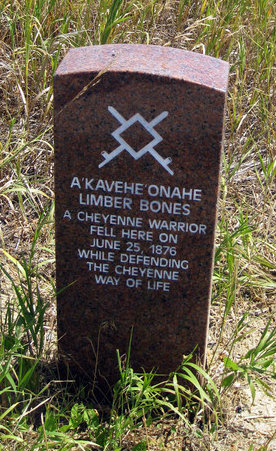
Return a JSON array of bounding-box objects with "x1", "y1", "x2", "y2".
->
[
  {"x1": 140, "y1": 199, "x2": 190, "y2": 215},
  {"x1": 95, "y1": 275, "x2": 120, "y2": 285}
]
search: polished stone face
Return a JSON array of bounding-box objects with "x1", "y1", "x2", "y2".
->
[{"x1": 54, "y1": 44, "x2": 229, "y2": 388}]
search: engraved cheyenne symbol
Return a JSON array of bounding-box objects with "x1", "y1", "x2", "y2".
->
[{"x1": 99, "y1": 106, "x2": 173, "y2": 175}]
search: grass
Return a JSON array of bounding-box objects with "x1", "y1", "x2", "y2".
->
[{"x1": 0, "y1": 0, "x2": 275, "y2": 449}]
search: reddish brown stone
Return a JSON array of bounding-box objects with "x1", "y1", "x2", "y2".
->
[{"x1": 54, "y1": 44, "x2": 229, "y2": 389}]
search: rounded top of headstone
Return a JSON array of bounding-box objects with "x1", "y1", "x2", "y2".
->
[{"x1": 55, "y1": 44, "x2": 229, "y2": 93}]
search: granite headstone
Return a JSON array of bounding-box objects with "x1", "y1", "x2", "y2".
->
[{"x1": 54, "y1": 44, "x2": 229, "y2": 388}]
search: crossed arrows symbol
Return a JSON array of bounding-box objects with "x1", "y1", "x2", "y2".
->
[{"x1": 98, "y1": 106, "x2": 174, "y2": 175}]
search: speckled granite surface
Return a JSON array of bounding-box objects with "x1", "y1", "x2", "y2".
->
[{"x1": 54, "y1": 44, "x2": 229, "y2": 389}]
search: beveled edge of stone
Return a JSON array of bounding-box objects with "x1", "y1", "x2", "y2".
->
[{"x1": 55, "y1": 44, "x2": 229, "y2": 93}]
